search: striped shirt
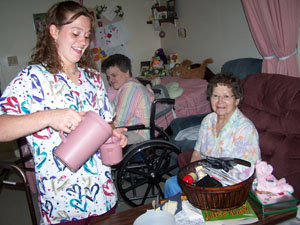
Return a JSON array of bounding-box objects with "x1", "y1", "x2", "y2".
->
[{"x1": 112, "y1": 78, "x2": 154, "y2": 140}]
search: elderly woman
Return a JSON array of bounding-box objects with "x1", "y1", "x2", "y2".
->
[{"x1": 164, "y1": 72, "x2": 261, "y2": 198}]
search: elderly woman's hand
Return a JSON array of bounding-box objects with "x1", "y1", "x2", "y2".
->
[
  {"x1": 112, "y1": 127, "x2": 128, "y2": 147},
  {"x1": 190, "y1": 150, "x2": 201, "y2": 163}
]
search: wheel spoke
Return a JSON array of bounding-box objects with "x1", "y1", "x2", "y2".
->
[
  {"x1": 159, "y1": 163, "x2": 178, "y2": 175},
  {"x1": 139, "y1": 151, "x2": 153, "y2": 169},
  {"x1": 157, "y1": 184, "x2": 164, "y2": 198},
  {"x1": 122, "y1": 179, "x2": 148, "y2": 193},
  {"x1": 141, "y1": 183, "x2": 153, "y2": 205},
  {"x1": 123, "y1": 167, "x2": 148, "y2": 177},
  {"x1": 116, "y1": 141, "x2": 181, "y2": 207},
  {"x1": 155, "y1": 150, "x2": 168, "y2": 170}
]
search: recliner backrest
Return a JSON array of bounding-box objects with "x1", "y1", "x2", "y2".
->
[
  {"x1": 240, "y1": 73, "x2": 300, "y2": 200},
  {"x1": 221, "y1": 58, "x2": 262, "y2": 80}
]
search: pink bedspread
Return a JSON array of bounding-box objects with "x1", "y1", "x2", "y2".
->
[{"x1": 156, "y1": 76, "x2": 211, "y2": 129}]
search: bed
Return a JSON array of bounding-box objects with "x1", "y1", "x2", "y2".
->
[
  {"x1": 155, "y1": 76, "x2": 211, "y2": 130},
  {"x1": 107, "y1": 76, "x2": 212, "y2": 130}
]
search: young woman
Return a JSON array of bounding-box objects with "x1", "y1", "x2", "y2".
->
[{"x1": 0, "y1": 1, "x2": 127, "y2": 224}]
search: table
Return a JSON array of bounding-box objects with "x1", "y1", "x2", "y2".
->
[
  {"x1": 89, "y1": 203, "x2": 151, "y2": 225},
  {"x1": 89, "y1": 201, "x2": 297, "y2": 225}
]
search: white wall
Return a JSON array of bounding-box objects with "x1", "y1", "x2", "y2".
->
[
  {"x1": 161, "y1": 0, "x2": 260, "y2": 74},
  {"x1": 0, "y1": 0, "x2": 160, "y2": 91},
  {"x1": 1, "y1": 0, "x2": 299, "y2": 92},
  {"x1": 161, "y1": 0, "x2": 300, "y2": 74},
  {"x1": 0, "y1": 0, "x2": 54, "y2": 92}
]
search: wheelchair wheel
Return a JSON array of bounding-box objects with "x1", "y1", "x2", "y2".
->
[
  {"x1": 116, "y1": 140, "x2": 181, "y2": 207},
  {"x1": 154, "y1": 125, "x2": 169, "y2": 141}
]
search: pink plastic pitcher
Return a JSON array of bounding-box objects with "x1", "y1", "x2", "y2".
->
[
  {"x1": 54, "y1": 111, "x2": 113, "y2": 172},
  {"x1": 100, "y1": 136, "x2": 123, "y2": 166}
]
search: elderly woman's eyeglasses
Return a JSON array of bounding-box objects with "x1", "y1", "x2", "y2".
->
[{"x1": 211, "y1": 94, "x2": 235, "y2": 101}]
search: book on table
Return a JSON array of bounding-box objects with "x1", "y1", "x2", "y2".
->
[
  {"x1": 201, "y1": 200, "x2": 258, "y2": 224},
  {"x1": 249, "y1": 190, "x2": 298, "y2": 215}
]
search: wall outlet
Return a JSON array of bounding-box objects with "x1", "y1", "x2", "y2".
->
[{"x1": 7, "y1": 56, "x2": 18, "y2": 66}]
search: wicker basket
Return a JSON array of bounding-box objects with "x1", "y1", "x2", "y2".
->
[{"x1": 178, "y1": 160, "x2": 255, "y2": 211}]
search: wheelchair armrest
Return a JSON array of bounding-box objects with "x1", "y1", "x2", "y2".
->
[
  {"x1": 153, "y1": 98, "x2": 175, "y2": 105},
  {"x1": 118, "y1": 124, "x2": 146, "y2": 131},
  {"x1": 152, "y1": 88, "x2": 161, "y2": 94}
]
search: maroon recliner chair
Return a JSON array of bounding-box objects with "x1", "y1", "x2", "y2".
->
[{"x1": 240, "y1": 73, "x2": 300, "y2": 200}]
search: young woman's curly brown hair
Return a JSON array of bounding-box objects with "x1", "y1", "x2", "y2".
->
[{"x1": 29, "y1": 1, "x2": 97, "y2": 76}]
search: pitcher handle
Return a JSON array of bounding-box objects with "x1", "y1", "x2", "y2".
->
[{"x1": 59, "y1": 131, "x2": 67, "y2": 143}]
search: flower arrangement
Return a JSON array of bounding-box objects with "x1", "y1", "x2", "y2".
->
[
  {"x1": 95, "y1": 5, "x2": 107, "y2": 19},
  {"x1": 95, "y1": 4, "x2": 124, "y2": 18},
  {"x1": 115, "y1": 5, "x2": 124, "y2": 18}
]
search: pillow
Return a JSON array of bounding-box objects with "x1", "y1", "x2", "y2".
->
[{"x1": 165, "y1": 82, "x2": 183, "y2": 99}]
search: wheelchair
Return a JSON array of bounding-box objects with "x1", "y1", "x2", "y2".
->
[{"x1": 114, "y1": 84, "x2": 181, "y2": 207}]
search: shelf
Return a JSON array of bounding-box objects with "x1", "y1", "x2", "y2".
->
[{"x1": 147, "y1": 16, "x2": 178, "y2": 24}]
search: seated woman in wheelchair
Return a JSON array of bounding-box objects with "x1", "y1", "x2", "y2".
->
[
  {"x1": 101, "y1": 54, "x2": 154, "y2": 145},
  {"x1": 165, "y1": 73, "x2": 261, "y2": 198}
]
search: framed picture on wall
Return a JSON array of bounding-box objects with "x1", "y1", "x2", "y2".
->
[
  {"x1": 140, "y1": 61, "x2": 151, "y2": 76},
  {"x1": 167, "y1": 0, "x2": 176, "y2": 18},
  {"x1": 33, "y1": 13, "x2": 45, "y2": 34}
]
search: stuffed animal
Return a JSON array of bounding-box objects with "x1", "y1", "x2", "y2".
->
[
  {"x1": 168, "y1": 58, "x2": 213, "y2": 79},
  {"x1": 149, "y1": 49, "x2": 168, "y2": 77},
  {"x1": 152, "y1": 56, "x2": 163, "y2": 69},
  {"x1": 255, "y1": 160, "x2": 294, "y2": 194},
  {"x1": 155, "y1": 48, "x2": 168, "y2": 65}
]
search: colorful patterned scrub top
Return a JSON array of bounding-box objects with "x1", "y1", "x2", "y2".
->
[
  {"x1": 0, "y1": 65, "x2": 117, "y2": 224},
  {"x1": 194, "y1": 108, "x2": 261, "y2": 164},
  {"x1": 112, "y1": 78, "x2": 154, "y2": 140}
]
